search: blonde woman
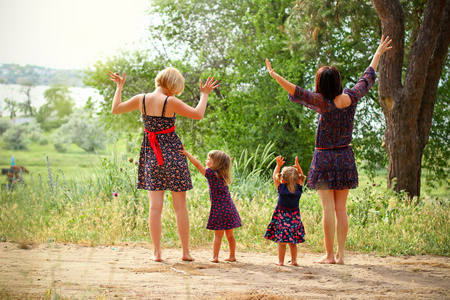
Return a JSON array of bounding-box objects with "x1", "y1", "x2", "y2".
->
[{"x1": 109, "y1": 68, "x2": 219, "y2": 262}]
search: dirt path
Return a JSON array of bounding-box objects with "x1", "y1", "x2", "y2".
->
[{"x1": 0, "y1": 242, "x2": 449, "y2": 299}]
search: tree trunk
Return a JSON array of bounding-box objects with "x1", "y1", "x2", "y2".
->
[{"x1": 371, "y1": 0, "x2": 450, "y2": 197}]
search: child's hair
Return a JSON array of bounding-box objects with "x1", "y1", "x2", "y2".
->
[
  {"x1": 208, "y1": 150, "x2": 232, "y2": 185},
  {"x1": 155, "y1": 67, "x2": 185, "y2": 95},
  {"x1": 277, "y1": 166, "x2": 301, "y2": 193},
  {"x1": 315, "y1": 66, "x2": 343, "y2": 101}
]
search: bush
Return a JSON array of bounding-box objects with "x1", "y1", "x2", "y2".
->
[
  {"x1": 2, "y1": 125, "x2": 28, "y2": 150},
  {"x1": 0, "y1": 119, "x2": 11, "y2": 136},
  {"x1": 22, "y1": 120, "x2": 48, "y2": 145}
]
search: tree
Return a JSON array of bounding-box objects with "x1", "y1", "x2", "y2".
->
[
  {"x1": 17, "y1": 78, "x2": 35, "y2": 117},
  {"x1": 289, "y1": 0, "x2": 450, "y2": 197},
  {"x1": 42, "y1": 85, "x2": 74, "y2": 119},
  {"x1": 4, "y1": 98, "x2": 18, "y2": 120},
  {"x1": 370, "y1": 0, "x2": 450, "y2": 197}
]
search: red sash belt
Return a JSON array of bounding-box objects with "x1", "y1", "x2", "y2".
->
[
  {"x1": 144, "y1": 126, "x2": 175, "y2": 165},
  {"x1": 315, "y1": 144, "x2": 350, "y2": 150}
]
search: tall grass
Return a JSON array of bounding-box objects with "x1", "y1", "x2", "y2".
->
[{"x1": 0, "y1": 145, "x2": 448, "y2": 256}]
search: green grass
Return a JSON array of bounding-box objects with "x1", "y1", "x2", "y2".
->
[{"x1": 0, "y1": 139, "x2": 448, "y2": 257}]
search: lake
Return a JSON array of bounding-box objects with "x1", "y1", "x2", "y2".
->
[{"x1": 0, "y1": 84, "x2": 104, "y2": 116}]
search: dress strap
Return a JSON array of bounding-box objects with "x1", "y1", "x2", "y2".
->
[
  {"x1": 161, "y1": 96, "x2": 169, "y2": 117},
  {"x1": 142, "y1": 94, "x2": 147, "y2": 115}
]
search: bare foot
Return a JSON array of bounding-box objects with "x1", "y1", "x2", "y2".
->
[
  {"x1": 289, "y1": 261, "x2": 298, "y2": 266},
  {"x1": 314, "y1": 255, "x2": 336, "y2": 264},
  {"x1": 336, "y1": 254, "x2": 344, "y2": 265},
  {"x1": 209, "y1": 258, "x2": 219, "y2": 263},
  {"x1": 182, "y1": 254, "x2": 195, "y2": 262},
  {"x1": 224, "y1": 257, "x2": 236, "y2": 262},
  {"x1": 275, "y1": 262, "x2": 284, "y2": 266},
  {"x1": 150, "y1": 256, "x2": 162, "y2": 262}
]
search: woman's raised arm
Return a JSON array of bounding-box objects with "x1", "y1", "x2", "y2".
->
[
  {"x1": 266, "y1": 59, "x2": 296, "y2": 95},
  {"x1": 369, "y1": 35, "x2": 393, "y2": 72}
]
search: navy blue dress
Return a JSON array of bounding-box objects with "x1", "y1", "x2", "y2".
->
[
  {"x1": 205, "y1": 168, "x2": 242, "y2": 230},
  {"x1": 288, "y1": 67, "x2": 376, "y2": 190},
  {"x1": 264, "y1": 183, "x2": 306, "y2": 244}
]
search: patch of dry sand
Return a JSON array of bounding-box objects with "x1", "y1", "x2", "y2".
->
[{"x1": 0, "y1": 242, "x2": 449, "y2": 299}]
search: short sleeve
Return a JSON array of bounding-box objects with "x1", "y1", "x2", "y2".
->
[
  {"x1": 347, "y1": 67, "x2": 376, "y2": 103},
  {"x1": 288, "y1": 85, "x2": 328, "y2": 114},
  {"x1": 205, "y1": 168, "x2": 215, "y2": 180}
]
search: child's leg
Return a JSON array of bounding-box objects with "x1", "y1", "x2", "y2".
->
[
  {"x1": 277, "y1": 243, "x2": 287, "y2": 266},
  {"x1": 148, "y1": 191, "x2": 164, "y2": 261},
  {"x1": 224, "y1": 229, "x2": 236, "y2": 262},
  {"x1": 288, "y1": 243, "x2": 298, "y2": 265},
  {"x1": 171, "y1": 191, "x2": 194, "y2": 261},
  {"x1": 211, "y1": 230, "x2": 224, "y2": 262}
]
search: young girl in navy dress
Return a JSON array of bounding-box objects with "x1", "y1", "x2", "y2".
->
[
  {"x1": 264, "y1": 156, "x2": 306, "y2": 266},
  {"x1": 180, "y1": 149, "x2": 242, "y2": 263}
]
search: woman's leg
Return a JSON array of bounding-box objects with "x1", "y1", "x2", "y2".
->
[
  {"x1": 148, "y1": 191, "x2": 165, "y2": 261},
  {"x1": 277, "y1": 243, "x2": 287, "y2": 266},
  {"x1": 224, "y1": 229, "x2": 236, "y2": 262},
  {"x1": 288, "y1": 243, "x2": 298, "y2": 265},
  {"x1": 211, "y1": 230, "x2": 224, "y2": 262},
  {"x1": 315, "y1": 189, "x2": 336, "y2": 264},
  {"x1": 171, "y1": 191, "x2": 194, "y2": 261},
  {"x1": 335, "y1": 189, "x2": 349, "y2": 264}
]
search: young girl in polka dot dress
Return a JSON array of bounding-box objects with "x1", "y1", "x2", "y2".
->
[
  {"x1": 180, "y1": 149, "x2": 242, "y2": 263},
  {"x1": 264, "y1": 155, "x2": 306, "y2": 266}
]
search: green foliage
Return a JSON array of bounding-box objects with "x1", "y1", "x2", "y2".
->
[
  {"x1": 2, "y1": 125, "x2": 28, "y2": 150},
  {"x1": 42, "y1": 85, "x2": 75, "y2": 119},
  {"x1": 22, "y1": 120, "x2": 48, "y2": 146},
  {"x1": 0, "y1": 118, "x2": 11, "y2": 135},
  {"x1": 52, "y1": 115, "x2": 106, "y2": 152}
]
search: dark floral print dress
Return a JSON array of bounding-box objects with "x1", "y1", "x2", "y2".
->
[
  {"x1": 205, "y1": 168, "x2": 242, "y2": 230},
  {"x1": 288, "y1": 67, "x2": 376, "y2": 190},
  {"x1": 137, "y1": 96, "x2": 193, "y2": 192},
  {"x1": 264, "y1": 183, "x2": 306, "y2": 244}
]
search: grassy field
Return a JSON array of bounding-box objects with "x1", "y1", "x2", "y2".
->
[{"x1": 0, "y1": 137, "x2": 449, "y2": 257}]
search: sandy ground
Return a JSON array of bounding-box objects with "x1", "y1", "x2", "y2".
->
[{"x1": 0, "y1": 242, "x2": 449, "y2": 299}]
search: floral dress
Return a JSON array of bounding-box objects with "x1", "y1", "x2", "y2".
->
[
  {"x1": 205, "y1": 168, "x2": 242, "y2": 230},
  {"x1": 264, "y1": 183, "x2": 306, "y2": 244},
  {"x1": 137, "y1": 96, "x2": 193, "y2": 192},
  {"x1": 288, "y1": 67, "x2": 376, "y2": 190}
]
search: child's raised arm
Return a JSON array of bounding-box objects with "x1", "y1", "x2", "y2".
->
[
  {"x1": 294, "y1": 156, "x2": 306, "y2": 186},
  {"x1": 179, "y1": 148, "x2": 206, "y2": 176},
  {"x1": 273, "y1": 156, "x2": 285, "y2": 188}
]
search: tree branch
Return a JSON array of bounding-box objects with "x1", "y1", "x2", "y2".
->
[
  {"x1": 370, "y1": 0, "x2": 405, "y2": 100},
  {"x1": 418, "y1": 0, "x2": 450, "y2": 147},
  {"x1": 404, "y1": 0, "x2": 447, "y2": 100}
]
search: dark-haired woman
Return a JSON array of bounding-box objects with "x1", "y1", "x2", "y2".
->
[{"x1": 266, "y1": 36, "x2": 392, "y2": 264}]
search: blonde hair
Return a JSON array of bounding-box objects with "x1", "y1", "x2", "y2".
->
[
  {"x1": 155, "y1": 67, "x2": 185, "y2": 95},
  {"x1": 277, "y1": 166, "x2": 300, "y2": 193},
  {"x1": 208, "y1": 150, "x2": 232, "y2": 185}
]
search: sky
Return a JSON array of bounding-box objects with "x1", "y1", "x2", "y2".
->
[{"x1": 0, "y1": 0, "x2": 152, "y2": 70}]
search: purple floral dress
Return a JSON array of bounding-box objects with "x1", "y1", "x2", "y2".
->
[
  {"x1": 264, "y1": 183, "x2": 306, "y2": 244},
  {"x1": 288, "y1": 67, "x2": 376, "y2": 190},
  {"x1": 205, "y1": 168, "x2": 242, "y2": 230}
]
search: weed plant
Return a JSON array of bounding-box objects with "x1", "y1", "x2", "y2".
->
[{"x1": 0, "y1": 147, "x2": 448, "y2": 257}]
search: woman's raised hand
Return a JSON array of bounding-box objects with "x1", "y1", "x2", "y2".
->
[
  {"x1": 108, "y1": 71, "x2": 126, "y2": 87},
  {"x1": 266, "y1": 59, "x2": 276, "y2": 78},
  {"x1": 375, "y1": 35, "x2": 393, "y2": 56},
  {"x1": 200, "y1": 76, "x2": 219, "y2": 95}
]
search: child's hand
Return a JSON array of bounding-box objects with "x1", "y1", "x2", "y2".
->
[
  {"x1": 294, "y1": 156, "x2": 304, "y2": 176},
  {"x1": 178, "y1": 146, "x2": 188, "y2": 156},
  {"x1": 200, "y1": 76, "x2": 219, "y2": 95},
  {"x1": 275, "y1": 156, "x2": 285, "y2": 167},
  {"x1": 108, "y1": 71, "x2": 126, "y2": 87}
]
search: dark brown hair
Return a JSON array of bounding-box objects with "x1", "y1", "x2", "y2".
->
[
  {"x1": 315, "y1": 66, "x2": 343, "y2": 101},
  {"x1": 208, "y1": 150, "x2": 232, "y2": 185}
]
